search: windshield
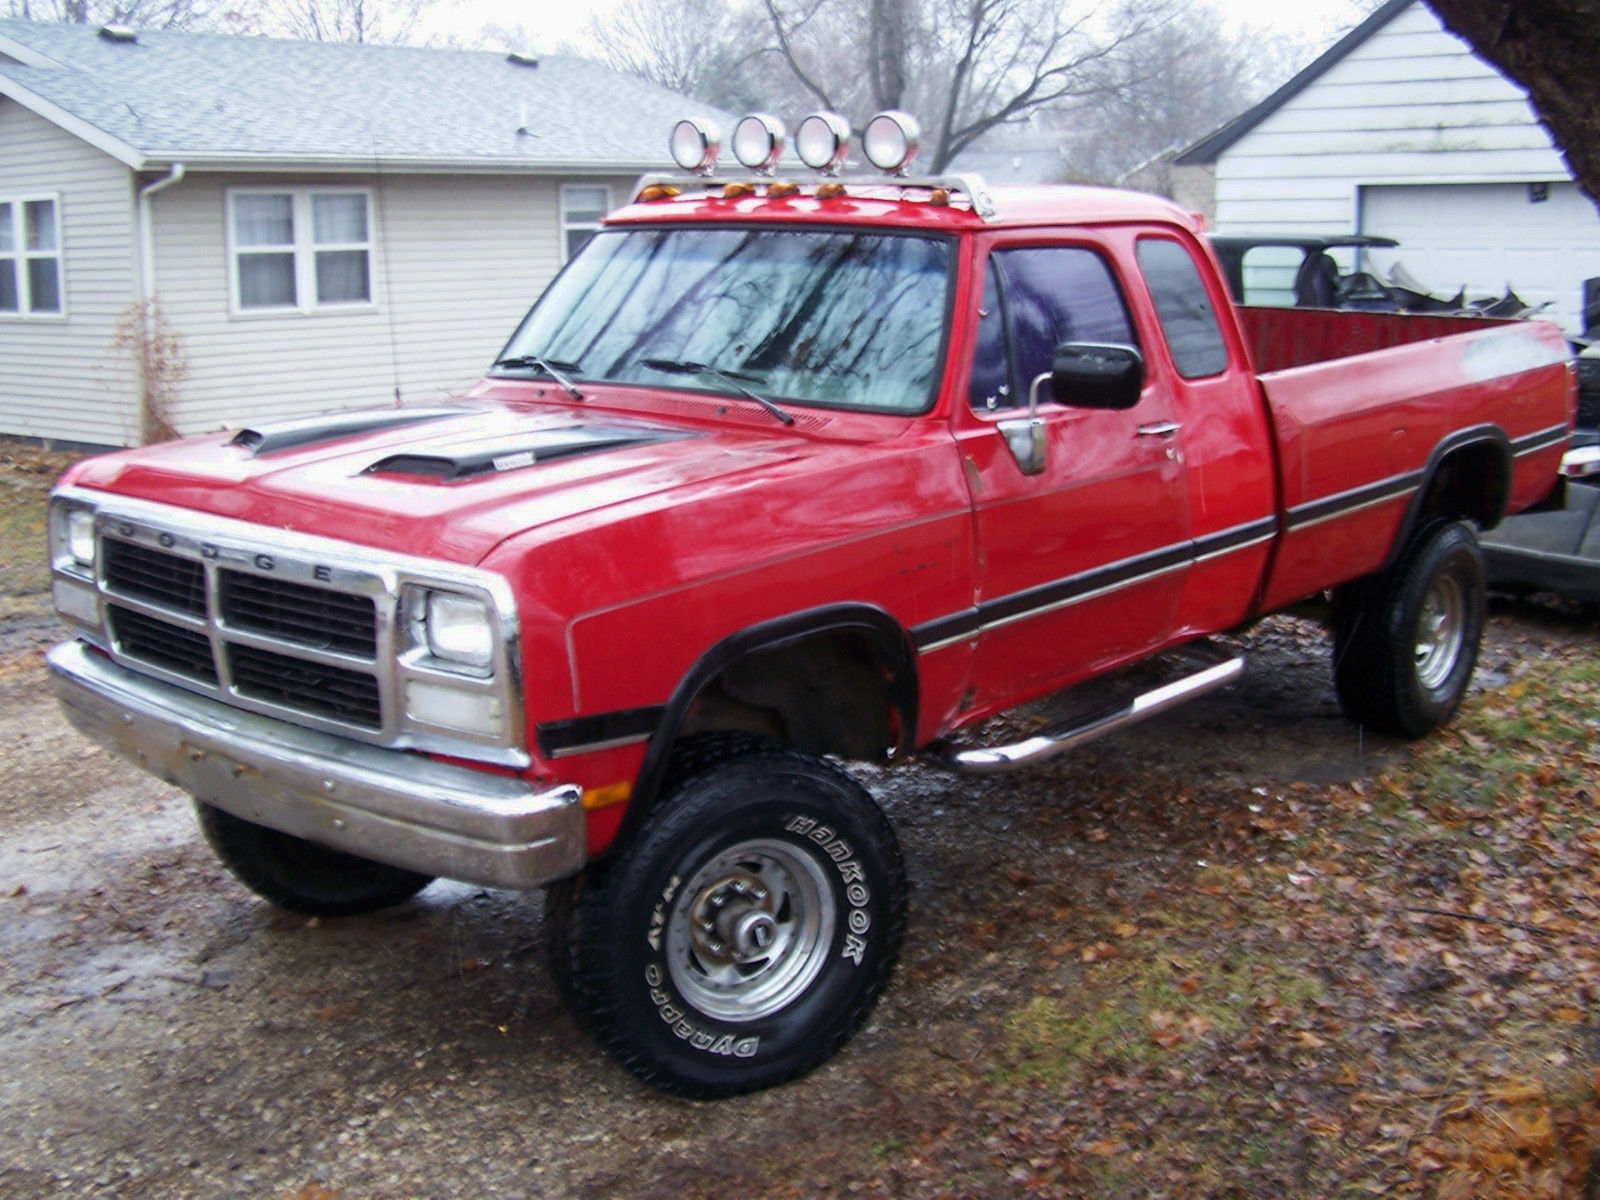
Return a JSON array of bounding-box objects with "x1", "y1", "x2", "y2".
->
[{"x1": 495, "y1": 226, "x2": 954, "y2": 414}]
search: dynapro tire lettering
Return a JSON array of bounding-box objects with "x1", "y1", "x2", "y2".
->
[
  {"x1": 643, "y1": 964, "x2": 758, "y2": 1057},
  {"x1": 785, "y1": 814, "x2": 871, "y2": 965}
]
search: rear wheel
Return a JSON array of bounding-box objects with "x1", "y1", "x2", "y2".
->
[
  {"x1": 1333, "y1": 519, "x2": 1486, "y2": 738},
  {"x1": 565, "y1": 747, "x2": 906, "y2": 1098},
  {"x1": 196, "y1": 803, "x2": 434, "y2": 917}
]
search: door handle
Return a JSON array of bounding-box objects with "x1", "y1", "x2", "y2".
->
[{"x1": 1136, "y1": 421, "x2": 1181, "y2": 437}]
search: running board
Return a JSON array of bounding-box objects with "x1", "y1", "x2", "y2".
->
[{"x1": 931, "y1": 646, "x2": 1245, "y2": 775}]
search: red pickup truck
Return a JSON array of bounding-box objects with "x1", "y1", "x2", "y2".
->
[{"x1": 47, "y1": 140, "x2": 1572, "y2": 1097}]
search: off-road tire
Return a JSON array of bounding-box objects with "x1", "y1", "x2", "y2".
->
[
  {"x1": 543, "y1": 734, "x2": 778, "y2": 1008},
  {"x1": 1333, "y1": 519, "x2": 1486, "y2": 739},
  {"x1": 565, "y1": 746, "x2": 906, "y2": 1098},
  {"x1": 196, "y1": 803, "x2": 434, "y2": 917}
]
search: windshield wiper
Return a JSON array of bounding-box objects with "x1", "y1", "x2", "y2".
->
[
  {"x1": 641, "y1": 357, "x2": 795, "y2": 427},
  {"x1": 491, "y1": 353, "x2": 584, "y2": 401}
]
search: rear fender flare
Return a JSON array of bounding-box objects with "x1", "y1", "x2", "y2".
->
[{"x1": 1383, "y1": 425, "x2": 1511, "y2": 569}]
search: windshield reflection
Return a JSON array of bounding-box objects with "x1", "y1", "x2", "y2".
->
[{"x1": 497, "y1": 227, "x2": 953, "y2": 414}]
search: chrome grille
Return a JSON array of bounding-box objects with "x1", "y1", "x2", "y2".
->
[
  {"x1": 219, "y1": 570, "x2": 377, "y2": 657},
  {"x1": 51, "y1": 489, "x2": 527, "y2": 768},
  {"x1": 104, "y1": 539, "x2": 206, "y2": 616},
  {"x1": 228, "y1": 644, "x2": 382, "y2": 728},
  {"x1": 108, "y1": 605, "x2": 219, "y2": 683},
  {"x1": 98, "y1": 532, "x2": 384, "y2": 734}
]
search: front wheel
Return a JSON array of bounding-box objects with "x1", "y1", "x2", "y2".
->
[
  {"x1": 196, "y1": 803, "x2": 435, "y2": 917},
  {"x1": 1333, "y1": 519, "x2": 1486, "y2": 738},
  {"x1": 566, "y1": 747, "x2": 907, "y2": 1098}
]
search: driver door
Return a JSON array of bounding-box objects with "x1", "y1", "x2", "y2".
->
[{"x1": 955, "y1": 238, "x2": 1190, "y2": 710}]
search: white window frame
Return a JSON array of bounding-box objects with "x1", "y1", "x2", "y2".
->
[
  {"x1": 225, "y1": 186, "x2": 376, "y2": 318},
  {"x1": 559, "y1": 183, "x2": 611, "y2": 263},
  {"x1": 0, "y1": 193, "x2": 66, "y2": 321}
]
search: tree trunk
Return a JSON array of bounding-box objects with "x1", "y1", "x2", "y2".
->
[{"x1": 1425, "y1": 0, "x2": 1600, "y2": 211}]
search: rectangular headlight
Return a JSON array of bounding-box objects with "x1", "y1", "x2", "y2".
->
[
  {"x1": 67, "y1": 508, "x2": 96, "y2": 566},
  {"x1": 50, "y1": 500, "x2": 98, "y2": 574},
  {"x1": 413, "y1": 589, "x2": 495, "y2": 670}
]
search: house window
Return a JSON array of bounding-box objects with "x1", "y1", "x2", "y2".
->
[
  {"x1": 0, "y1": 196, "x2": 64, "y2": 317},
  {"x1": 229, "y1": 188, "x2": 373, "y2": 313},
  {"x1": 560, "y1": 185, "x2": 609, "y2": 261}
]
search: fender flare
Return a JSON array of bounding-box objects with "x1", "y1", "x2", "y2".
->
[
  {"x1": 1382, "y1": 424, "x2": 1512, "y2": 570},
  {"x1": 618, "y1": 602, "x2": 920, "y2": 845}
]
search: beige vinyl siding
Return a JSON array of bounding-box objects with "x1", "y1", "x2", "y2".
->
[
  {"x1": 152, "y1": 171, "x2": 637, "y2": 434},
  {"x1": 0, "y1": 101, "x2": 136, "y2": 446},
  {"x1": 1212, "y1": 2, "x2": 1569, "y2": 238}
]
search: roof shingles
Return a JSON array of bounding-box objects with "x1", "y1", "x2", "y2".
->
[{"x1": 0, "y1": 18, "x2": 729, "y2": 169}]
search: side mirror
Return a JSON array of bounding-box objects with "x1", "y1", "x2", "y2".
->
[{"x1": 1047, "y1": 343, "x2": 1144, "y2": 411}]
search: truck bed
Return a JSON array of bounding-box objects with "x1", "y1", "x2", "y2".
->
[{"x1": 1237, "y1": 308, "x2": 1575, "y2": 613}]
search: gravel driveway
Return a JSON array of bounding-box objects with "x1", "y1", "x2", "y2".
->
[{"x1": 1, "y1": 596, "x2": 1591, "y2": 1199}]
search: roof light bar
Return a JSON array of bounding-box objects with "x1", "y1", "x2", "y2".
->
[
  {"x1": 731, "y1": 113, "x2": 786, "y2": 174},
  {"x1": 862, "y1": 110, "x2": 920, "y2": 176},
  {"x1": 670, "y1": 118, "x2": 721, "y2": 175},
  {"x1": 795, "y1": 112, "x2": 852, "y2": 175}
]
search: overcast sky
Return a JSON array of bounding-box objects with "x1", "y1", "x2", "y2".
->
[{"x1": 418, "y1": 0, "x2": 1378, "y2": 56}]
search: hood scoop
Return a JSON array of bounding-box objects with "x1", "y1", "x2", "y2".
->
[
  {"x1": 231, "y1": 407, "x2": 471, "y2": 456},
  {"x1": 363, "y1": 426, "x2": 694, "y2": 481}
]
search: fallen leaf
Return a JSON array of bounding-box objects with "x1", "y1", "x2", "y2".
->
[{"x1": 1081, "y1": 1138, "x2": 1125, "y2": 1157}]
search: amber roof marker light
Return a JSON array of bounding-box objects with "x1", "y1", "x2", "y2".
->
[
  {"x1": 862, "y1": 111, "x2": 921, "y2": 176},
  {"x1": 670, "y1": 117, "x2": 721, "y2": 175},
  {"x1": 731, "y1": 113, "x2": 787, "y2": 174},
  {"x1": 795, "y1": 112, "x2": 852, "y2": 175}
]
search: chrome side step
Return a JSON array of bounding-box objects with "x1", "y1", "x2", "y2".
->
[{"x1": 932, "y1": 645, "x2": 1245, "y2": 775}]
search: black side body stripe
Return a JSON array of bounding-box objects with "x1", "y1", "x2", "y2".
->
[{"x1": 538, "y1": 705, "x2": 665, "y2": 759}]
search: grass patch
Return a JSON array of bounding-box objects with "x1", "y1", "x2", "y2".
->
[
  {"x1": 0, "y1": 440, "x2": 84, "y2": 599},
  {"x1": 1001, "y1": 949, "x2": 1325, "y2": 1082}
]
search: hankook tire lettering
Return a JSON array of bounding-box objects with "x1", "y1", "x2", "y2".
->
[{"x1": 786, "y1": 814, "x2": 871, "y2": 967}]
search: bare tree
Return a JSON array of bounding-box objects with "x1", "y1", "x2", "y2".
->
[
  {"x1": 259, "y1": 0, "x2": 432, "y2": 44},
  {"x1": 1424, "y1": 0, "x2": 1600, "y2": 210},
  {"x1": 757, "y1": 0, "x2": 1168, "y2": 172},
  {"x1": 584, "y1": 0, "x2": 742, "y2": 97},
  {"x1": 3, "y1": 0, "x2": 222, "y2": 28},
  {"x1": 1064, "y1": 2, "x2": 1293, "y2": 190}
]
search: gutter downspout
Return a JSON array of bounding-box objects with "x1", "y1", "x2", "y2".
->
[{"x1": 135, "y1": 162, "x2": 185, "y2": 443}]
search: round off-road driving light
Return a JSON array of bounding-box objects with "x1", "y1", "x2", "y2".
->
[
  {"x1": 796, "y1": 112, "x2": 851, "y2": 174},
  {"x1": 670, "y1": 117, "x2": 721, "y2": 174},
  {"x1": 731, "y1": 113, "x2": 786, "y2": 173},
  {"x1": 863, "y1": 110, "x2": 920, "y2": 175}
]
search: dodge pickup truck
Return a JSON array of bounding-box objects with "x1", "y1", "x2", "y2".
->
[{"x1": 47, "y1": 112, "x2": 1574, "y2": 1098}]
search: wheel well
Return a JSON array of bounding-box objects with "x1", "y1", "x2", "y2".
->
[
  {"x1": 1386, "y1": 436, "x2": 1511, "y2": 571},
  {"x1": 679, "y1": 629, "x2": 906, "y2": 764},
  {"x1": 615, "y1": 607, "x2": 920, "y2": 845},
  {"x1": 1419, "y1": 442, "x2": 1509, "y2": 530}
]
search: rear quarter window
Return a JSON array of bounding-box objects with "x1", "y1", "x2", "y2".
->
[{"x1": 1136, "y1": 238, "x2": 1231, "y2": 379}]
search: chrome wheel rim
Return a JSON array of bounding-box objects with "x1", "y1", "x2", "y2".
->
[
  {"x1": 666, "y1": 837, "x2": 836, "y2": 1022},
  {"x1": 1414, "y1": 573, "x2": 1465, "y2": 690}
]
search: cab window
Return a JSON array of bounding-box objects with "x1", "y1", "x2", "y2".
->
[{"x1": 968, "y1": 246, "x2": 1137, "y2": 410}]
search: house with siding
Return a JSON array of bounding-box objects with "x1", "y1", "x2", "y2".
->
[
  {"x1": 1175, "y1": 0, "x2": 1600, "y2": 335},
  {"x1": 0, "y1": 19, "x2": 728, "y2": 447}
]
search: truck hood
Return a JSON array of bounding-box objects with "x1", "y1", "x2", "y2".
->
[{"x1": 63, "y1": 398, "x2": 889, "y2": 565}]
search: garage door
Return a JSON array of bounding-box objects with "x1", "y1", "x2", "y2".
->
[{"x1": 1360, "y1": 182, "x2": 1600, "y2": 335}]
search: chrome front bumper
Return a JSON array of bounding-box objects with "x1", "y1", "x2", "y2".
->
[{"x1": 48, "y1": 641, "x2": 586, "y2": 890}]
